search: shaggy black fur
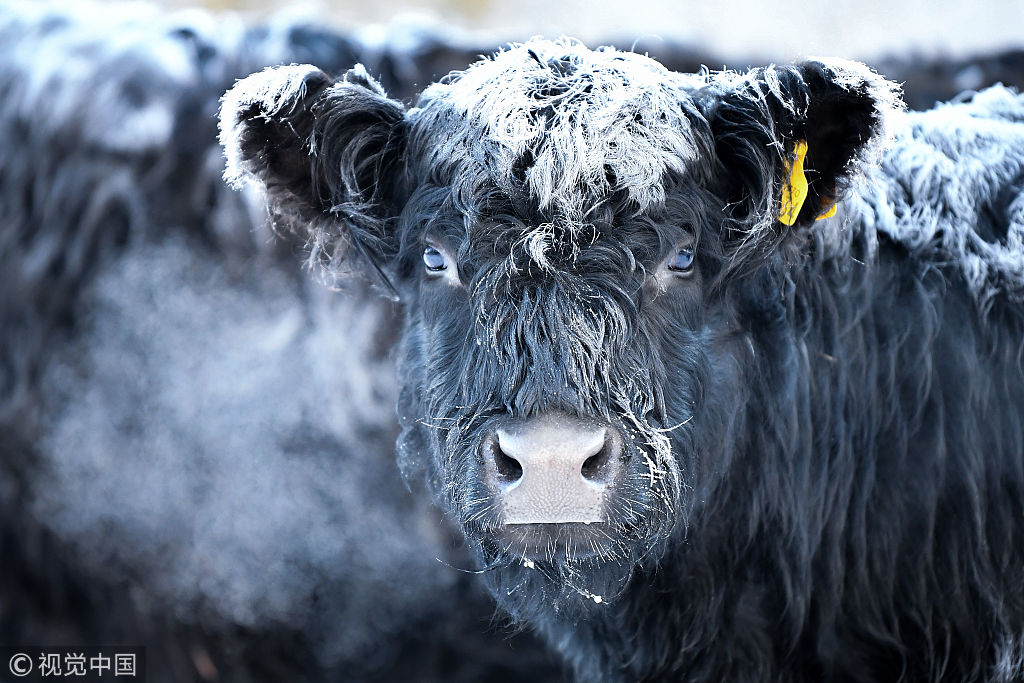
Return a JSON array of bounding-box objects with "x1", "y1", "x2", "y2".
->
[
  {"x1": 225, "y1": 39, "x2": 1024, "y2": 682},
  {"x1": 5, "y1": 2, "x2": 1024, "y2": 682}
]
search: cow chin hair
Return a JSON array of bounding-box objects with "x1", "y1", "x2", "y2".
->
[{"x1": 478, "y1": 544, "x2": 652, "y2": 625}]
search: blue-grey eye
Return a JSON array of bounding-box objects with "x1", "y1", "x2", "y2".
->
[
  {"x1": 667, "y1": 247, "x2": 694, "y2": 272},
  {"x1": 423, "y1": 246, "x2": 447, "y2": 272}
]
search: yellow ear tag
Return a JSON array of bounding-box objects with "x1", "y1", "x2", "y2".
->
[
  {"x1": 816, "y1": 202, "x2": 837, "y2": 220},
  {"x1": 778, "y1": 140, "x2": 809, "y2": 226}
]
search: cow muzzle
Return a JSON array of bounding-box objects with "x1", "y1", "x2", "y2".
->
[{"x1": 482, "y1": 412, "x2": 623, "y2": 525}]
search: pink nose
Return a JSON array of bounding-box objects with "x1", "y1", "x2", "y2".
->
[{"x1": 483, "y1": 412, "x2": 622, "y2": 524}]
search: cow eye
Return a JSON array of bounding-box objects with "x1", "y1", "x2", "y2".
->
[
  {"x1": 667, "y1": 247, "x2": 694, "y2": 273},
  {"x1": 421, "y1": 243, "x2": 462, "y2": 286},
  {"x1": 423, "y1": 246, "x2": 447, "y2": 272}
]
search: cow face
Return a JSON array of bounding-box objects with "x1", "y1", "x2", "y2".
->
[{"x1": 221, "y1": 39, "x2": 898, "y2": 608}]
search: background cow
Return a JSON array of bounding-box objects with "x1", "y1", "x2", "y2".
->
[{"x1": 0, "y1": 3, "x2": 560, "y2": 681}]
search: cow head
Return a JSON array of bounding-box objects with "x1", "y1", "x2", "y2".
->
[{"x1": 220, "y1": 40, "x2": 899, "y2": 613}]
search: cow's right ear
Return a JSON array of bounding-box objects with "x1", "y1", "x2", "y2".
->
[{"x1": 220, "y1": 64, "x2": 407, "y2": 273}]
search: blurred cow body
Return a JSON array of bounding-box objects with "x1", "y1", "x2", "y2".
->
[{"x1": 0, "y1": 3, "x2": 559, "y2": 681}]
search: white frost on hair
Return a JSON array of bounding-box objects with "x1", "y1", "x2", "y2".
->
[
  {"x1": 219, "y1": 62, "x2": 325, "y2": 189},
  {"x1": 411, "y1": 38, "x2": 701, "y2": 220},
  {"x1": 851, "y1": 85, "x2": 1024, "y2": 307},
  {"x1": 991, "y1": 633, "x2": 1024, "y2": 682},
  {"x1": 2, "y1": 0, "x2": 208, "y2": 152}
]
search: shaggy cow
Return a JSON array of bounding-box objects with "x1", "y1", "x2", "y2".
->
[{"x1": 222, "y1": 39, "x2": 1024, "y2": 681}]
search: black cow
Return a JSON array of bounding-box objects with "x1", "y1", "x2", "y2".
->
[{"x1": 222, "y1": 39, "x2": 1024, "y2": 681}]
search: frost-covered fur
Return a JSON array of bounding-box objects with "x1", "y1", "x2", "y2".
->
[
  {"x1": 225, "y1": 38, "x2": 1024, "y2": 682},
  {"x1": 415, "y1": 40, "x2": 704, "y2": 219},
  {"x1": 852, "y1": 85, "x2": 1024, "y2": 308}
]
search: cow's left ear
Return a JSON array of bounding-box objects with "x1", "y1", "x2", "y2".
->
[
  {"x1": 220, "y1": 63, "x2": 407, "y2": 277},
  {"x1": 705, "y1": 59, "x2": 902, "y2": 234}
]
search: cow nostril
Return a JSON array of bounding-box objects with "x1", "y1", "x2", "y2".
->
[
  {"x1": 489, "y1": 438, "x2": 524, "y2": 486},
  {"x1": 580, "y1": 438, "x2": 614, "y2": 484}
]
